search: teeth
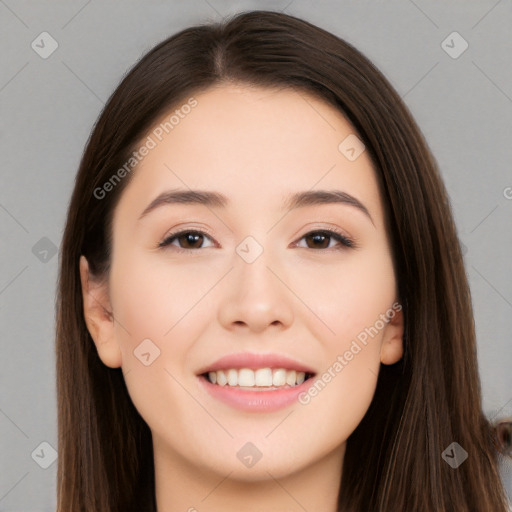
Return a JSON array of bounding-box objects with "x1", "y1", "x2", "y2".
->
[
  {"x1": 206, "y1": 368, "x2": 310, "y2": 388},
  {"x1": 285, "y1": 370, "x2": 296, "y2": 386},
  {"x1": 272, "y1": 368, "x2": 286, "y2": 386},
  {"x1": 255, "y1": 368, "x2": 273, "y2": 386},
  {"x1": 239, "y1": 368, "x2": 255, "y2": 386},
  {"x1": 227, "y1": 369, "x2": 237, "y2": 386},
  {"x1": 215, "y1": 370, "x2": 227, "y2": 386}
]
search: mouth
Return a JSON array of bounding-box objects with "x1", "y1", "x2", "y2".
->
[
  {"x1": 196, "y1": 353, "x2": 317, "y2": 412},
  {"x1": 199, "y1": 368, "x2": 316, "y2": 390}
]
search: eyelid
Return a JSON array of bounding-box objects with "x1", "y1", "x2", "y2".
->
[
  {"x1": 159, "y1": 225, "x2": 357, "y2": 252},
  {"x1": 158, "y1": 228, "x2": 217, "y2": 250},
  {"x1": 296, "y1": 227, "x2": 356, "y2": 249},
  {"x1": 292, "y1": 222, "x2": 356, "y2": 248}
]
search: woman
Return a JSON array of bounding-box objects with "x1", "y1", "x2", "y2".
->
[{"x1": 55, "y1": 10, "x2": 510, "y2": 511}]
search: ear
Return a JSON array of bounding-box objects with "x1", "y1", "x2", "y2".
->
[
  {"x1": 380, "y1": 305, "x2": 404, "y2": 365},
  {"x1": 79, "y1": 255, "x2": 122, "y2": 368}
]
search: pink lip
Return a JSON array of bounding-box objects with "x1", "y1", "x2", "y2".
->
[
  {"x1": 196, "y1": 352, "x2": 316, "y2": 374},
  {"x1": 196, "y1": 352, "x2": 316, "y2": 413},
  {"x1": 198, "y1": 374, "x2": 314, "y2": 412}
]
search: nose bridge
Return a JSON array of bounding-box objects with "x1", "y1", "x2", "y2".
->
[
  {"x1": 234, "y1": 233, "x2": 281, "y2": 297},
  {"x1": 216, "y1": 233, "x2": 294, "y2": 331}
]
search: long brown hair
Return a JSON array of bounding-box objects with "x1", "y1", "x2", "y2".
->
[{"x1": 56, "y1": 10, "x2": 509, "y2": 511}]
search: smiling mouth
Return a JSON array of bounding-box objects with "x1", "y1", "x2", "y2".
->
[{"x1": 200, "y1": 368, "x2": 316, "y2": 390}]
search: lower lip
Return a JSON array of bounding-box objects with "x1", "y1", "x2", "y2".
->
[{"x1": 198, "y1": 375, "x2": 314, "y2": 412}]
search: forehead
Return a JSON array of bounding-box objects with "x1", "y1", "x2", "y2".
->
[{"x1": 114, "y1": 83, "x2": 384, "y2": 226}]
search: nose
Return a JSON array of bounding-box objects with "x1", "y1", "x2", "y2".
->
[{"x1": 216, "y1": 244, "x2": 294, "y2": 334}]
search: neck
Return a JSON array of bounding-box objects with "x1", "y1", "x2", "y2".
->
[{"x1": 153, "y1": 437, "x2": 345, "y2": 512}]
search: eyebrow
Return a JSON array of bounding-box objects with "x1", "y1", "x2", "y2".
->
[{"x1": 138, "y1": 188, "x2": 374, "y2": 225}]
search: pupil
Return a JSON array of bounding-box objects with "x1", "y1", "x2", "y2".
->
[
  {"x1": 310, "y1": 233, "x2": 328, "y2": 249},
  {"x1": 182, "y1": 233, "x2": 202, "y2": 248}
]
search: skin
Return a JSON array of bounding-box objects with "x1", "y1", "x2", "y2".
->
[{"x1": 80, "y1": 83, "x2": 404, "y2": 512}]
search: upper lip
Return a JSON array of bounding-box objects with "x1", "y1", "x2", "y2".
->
[{"x1": 197, "y1": 352, "x2": 316, "y2": 375}]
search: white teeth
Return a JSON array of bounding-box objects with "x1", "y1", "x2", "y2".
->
[
  {"x1": 227, "y1": 369, "x2": 237, "y2": 386},
  {"x1": 238, "y1": 368, "x2": 255, "y2": 386},
  {"x1": 255, "y1": 368, "x2": 273, "y2": 387},
  {"x1": 272, "y1": 368, "x2": 286, "y2": 386},
  {"x1": 216, "y1": 370, "x2": 227, "y2": 386},
  {"x1": 285, "y1": 370, "x2": 296, "y2": 386},
  {"x1": 206, "y1": 368, "x2": 310, "y2": 388}
]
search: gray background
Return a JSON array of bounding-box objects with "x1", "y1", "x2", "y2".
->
[{"x1": 1, "y1": 1, "x2": 511, "y2": 510}]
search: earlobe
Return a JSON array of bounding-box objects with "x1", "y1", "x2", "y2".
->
[
  {"x1": 380, "y1": 307, "x2": 404, "y2": 365},
  {"x1": 79, "y1": 255, "x2": 122, "y2": 368}
]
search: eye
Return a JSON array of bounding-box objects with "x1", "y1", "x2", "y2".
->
[
  {"x1": 159, "y1": 230, "x2": 215, "y2": 251},
  {"x1": 296, "y1": 229, "x2": 355, "y2": 250},
  {"x1": 158, "y1": 228, "x2": 356, "y2": 252}
]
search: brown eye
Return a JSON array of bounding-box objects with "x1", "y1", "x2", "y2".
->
[
  {"x1": 159, "y1": 230, "x2": 214, "y2": 250},
  {"x1": 159, "y1": 229, "x2": 355, "y2": 252},
  {"x1": 299, "y1": 230, "x2": 354, "y2": 250},
  {"x1": 304, "y1": 232, "x2": 330, "y2": 249},
  {"x1": 176, "y1": 232, "x2": 204, "y2": 249}
]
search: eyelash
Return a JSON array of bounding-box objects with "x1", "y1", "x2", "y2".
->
[{"x1": 158, "y1": 228, "x2": 356, "y2": 253}]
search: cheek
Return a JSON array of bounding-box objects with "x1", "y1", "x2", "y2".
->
[
  {"x1": 300, "y1": 359, "x2": 379, "y2": 450},
  {"x1": 108, "y1": 256, "x2": 215, "y2": 435},
  {"x1": 293, "y1": 247, "x2": 396, "y2": 349},
  {"x1": 308, "y1": 254, "x2": 396, "y2": 432},
  {"x1": 110, "y1": 252, "x2": 211, "y2": 341}
]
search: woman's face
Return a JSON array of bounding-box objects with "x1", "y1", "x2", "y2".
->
[{"x1": 81, "y1": 83, "x2": 403, "y2": 484}]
